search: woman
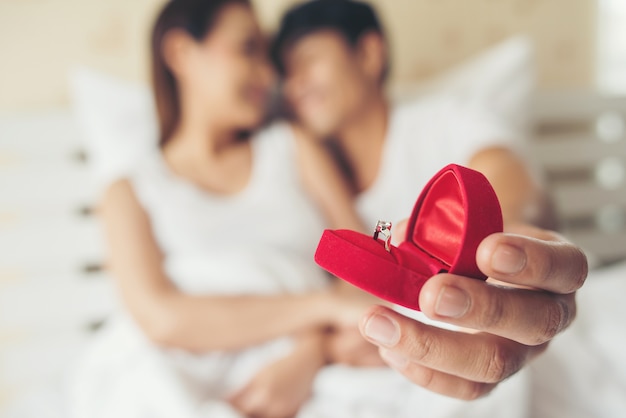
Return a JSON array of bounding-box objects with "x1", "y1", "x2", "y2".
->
[{"x1": 70, "y1": 1, "x2": 380, "y2": 417}]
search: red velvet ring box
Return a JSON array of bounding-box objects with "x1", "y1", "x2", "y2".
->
[{"x1": 314, "y1": 164, "x2": 503, "y2": 311}]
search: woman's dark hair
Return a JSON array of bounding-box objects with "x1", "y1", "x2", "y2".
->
[
  {"x1": 270, "y1": 0, "x2": 388, "y2": 81},
  {"x1": 151, "y1": 0, "x2": 250, "y2": 147}
]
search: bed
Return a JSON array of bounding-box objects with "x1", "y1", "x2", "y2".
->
[{"x1": 1, "y1": 40, "x2": 625, "y2": 416}]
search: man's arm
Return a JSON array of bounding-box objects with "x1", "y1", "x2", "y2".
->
[{"x1": 468, "y1": 146, "x2": 553, "y2": 228}]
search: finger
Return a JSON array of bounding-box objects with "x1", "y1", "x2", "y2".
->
[
  {"x1": 360, "y1": 306, "x2": 547, "y2": 383},
  {"x1": 226, "y1": 388, "x2": 246, "y2": 410},
  {"x1": 476, "y1": 232, "x2": 588, "y2": 294},
  {"x1": 228, "y1": 394, "x2": 254, "y2": 417},
  {"x1": 391, "y1": 219, "x2": 408, "y2": 245},
  {"x1": 379, "y1": 348, "x2": 497, "y2": 400},
  {"x1": 228, "y1": 386, "x2": 265, "y2": 418},
  {"x1": 243, "y1": 391, "x2": 296, "y2": 418},
  {"x1": 419, "y1": 274, "x2": 577, "y2": 345}
]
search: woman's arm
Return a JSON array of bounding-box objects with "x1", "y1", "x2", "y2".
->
[
  {"x1": 101, "y1": 179, "x2": 362, "y2": 352},
  {"x1": 293, "y1": 126, "x2": 367, "y2": 233}
]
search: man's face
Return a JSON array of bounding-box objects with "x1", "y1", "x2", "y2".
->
[{"x1": 282, "y1": 30, "x2": 373, "y2": 137}]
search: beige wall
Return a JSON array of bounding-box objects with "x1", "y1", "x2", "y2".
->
[{"x1": 0, "y1": 0, "x2": 596, "y2": 111}]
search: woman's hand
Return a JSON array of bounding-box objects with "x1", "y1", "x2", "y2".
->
[
  {"x1": 324, "y1": 327, "x2": 386, "y2": 368},
  {"x1": 228, "y1": 333, "x2": 326, "y2": 418},
  {"x1": 359, "y1": 224, "x2": 587, "y2": 400}
]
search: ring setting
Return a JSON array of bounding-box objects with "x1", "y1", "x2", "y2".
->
[{"x1": 373, "y1": 220, "x2": 392, "y2": 252}]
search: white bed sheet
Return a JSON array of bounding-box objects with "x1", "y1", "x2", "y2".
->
[
  {"x1": 529, "y1": 260, "x2": 626, "y2": 417},
  {"x1": 3, "y1": 106, "x2": 625, "y2": 417}
]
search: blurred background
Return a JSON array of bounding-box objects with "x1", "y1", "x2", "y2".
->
[
  {"x1": 1, "y1": 0, "x2": 625, "y2": 416},
  {"x1": 0, "y1": 0, "x2": 599, "y2": 109}
]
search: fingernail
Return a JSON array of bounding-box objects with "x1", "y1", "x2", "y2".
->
[
  {"x1": 380, "y1": 348, "x2": 409, "y2": 369},
  {"x1": 364, "y1": 314, "x2": 400, "y2": 347},
  {"x1": 491, "y1": 244, "x2": 526, "y2": 274},
  {"x1": 435, "y1": 286, "x2": 470, "y2": 318}
]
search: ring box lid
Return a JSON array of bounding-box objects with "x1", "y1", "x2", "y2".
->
[{"x1": 314, "y1": 164, "x2": 503, "y2": 310}]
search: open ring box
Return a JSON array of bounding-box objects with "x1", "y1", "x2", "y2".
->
[{"x1": 314, "y1": 164, "x2": 503, "y2": 311}]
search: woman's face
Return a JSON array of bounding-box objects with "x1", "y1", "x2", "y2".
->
[{"x1": 178, "y1": 4, "x2": 274, "y2": 130}]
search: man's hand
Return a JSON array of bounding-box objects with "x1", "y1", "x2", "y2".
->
[{"x1": 359, "y1": 224, "x2": 588, "y2": 400}]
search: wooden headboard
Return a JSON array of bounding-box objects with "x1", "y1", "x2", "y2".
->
[{"x1": 530, "y1": 91, "x2": 626, "y2": 266}]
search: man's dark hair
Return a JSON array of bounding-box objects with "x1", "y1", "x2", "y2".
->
[{"x1": 271, "y1": 0, "x2": 388, "y2": 80}]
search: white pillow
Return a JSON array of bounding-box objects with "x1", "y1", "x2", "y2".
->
[
  {"x1": 70, "y1": 36, "x2": 534, "y2": 191},
  {"x1": 390, "y1": 35, "x2": 535, "y2": 135},
  {"x1": 69, "y1": 67, "x2": 159, "y2": 192}
]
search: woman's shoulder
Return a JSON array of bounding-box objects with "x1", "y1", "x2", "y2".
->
[
  {"x1": 101, "y1": 178, "x2": 145, "y2": 218},
  {"x1": 94, "y1": 145, "x2": 162, "y2": 189},
  {"x1": 101, "y1": 149, "x2": 169, "y2": 212}
]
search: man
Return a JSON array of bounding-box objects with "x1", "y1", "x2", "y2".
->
[{"x1": 271, "y1": 0, "x2": 587, "y2": 401}]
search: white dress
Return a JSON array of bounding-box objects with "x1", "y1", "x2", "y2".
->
[{"x1": 70, "y1": 123, "x2": 333, "y2": 418}]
